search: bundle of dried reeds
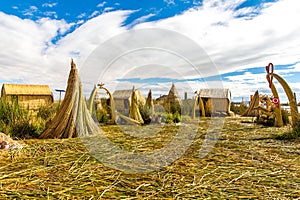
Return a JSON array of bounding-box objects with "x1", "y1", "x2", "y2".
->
[
  {"x1": 129, "y1": 88, "x2": 144, "y2": 124},
  {"x1": 146, "y1": 89, "x2": 154, "y2": 116},
  {"x1": 40, "y1": 60, "x2": 99, "y2": 139}
]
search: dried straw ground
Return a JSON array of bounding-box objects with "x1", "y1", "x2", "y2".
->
[{"x1": 0, "y1": 117, "x2": 299, "y2": 199}]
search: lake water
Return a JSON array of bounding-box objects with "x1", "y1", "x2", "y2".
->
[{"x1": 280, "y1": 105, "x2": 300, "y2": 113}]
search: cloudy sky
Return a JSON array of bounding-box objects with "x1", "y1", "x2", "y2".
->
[{"x1": 0, "y1": 0, "x2": 300, "y2": 102}]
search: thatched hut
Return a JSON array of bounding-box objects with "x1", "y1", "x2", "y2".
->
[
  {"x1": 156, "y1": 83, "x2": 182, "y2": 114},
  {"x1": 113, "y1": 89, "x2": 146, "y2": 113},
  {"x1": 1, "y1": 83, "x2": 53, "y2": 110},
  {"x1": 167, "y1": 83, "x2": 182, "y2": 114},
  {"x1": 198, "y1": 88, "x2": 231, "y2": 116}
]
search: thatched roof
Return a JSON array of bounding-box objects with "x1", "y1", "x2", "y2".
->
[
  {"x1": 113, "y1": 89, "x2": 146, "y2": 104},
  {"x1": 113, "y1": 89, "x2": 132, "y2": 100},
  {"x1": 168, "y1": 83, "x2": 181, "y2": 100},
  {"x1": 199, "y1": 89, "x2": 231, "y2": 100},
  {"x1": 156, "y1": 94, "x2": 168, "y2": 101},
  {"x1": 1, "y1": 84, "x2": 52, "y2": 96}
]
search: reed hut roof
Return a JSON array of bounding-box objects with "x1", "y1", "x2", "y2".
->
[
  {"x1": 113, "y1": 89, "x2": 146, "y2": 103},
  {"x1": 156, "y1": 95, "x2": 168, "y2": 101},
  {"x1": 1, "y1": 84, "x2": 52, "y2": 96},
  {"x1": 199, "y1": 89, "x2": 231, "y2": 100},
  {"x1": 168, "y1": 83, "x2": 181, "y2": 99},
  {"x1": 113, "y1": 90, "x2": 133, "y2": 100}
]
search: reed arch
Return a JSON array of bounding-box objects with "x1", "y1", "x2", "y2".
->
[
  {"x1": 89, "y1": 83, "x2": 116, "y2": 124},
  {"x1": 266, "y1": 63, "x2": 298, "y2": 127}
]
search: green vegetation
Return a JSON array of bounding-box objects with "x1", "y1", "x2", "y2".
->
[
  {"x1": 95, "y1": 100, "x2": 111, "y2": 124},
  {"x1": 151, "y1": 112, "x2": 182, "y2": 124},
  {"x1": 230, "y1": 102, "x2": 248, "y2": 115},
  {"x1": 96, "y1": 109, "x2": 110, "y2": 124},
  {"x1": 0, "y1": 99, "x2": 56, "y2": 139}
]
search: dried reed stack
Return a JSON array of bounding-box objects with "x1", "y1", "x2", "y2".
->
[
  {"x1": 129, "y1": 88, "x2": 144, "y2": 124},
  {"x1": 40, "y1": 60, "x2": 99, "y2": 139},
  {"x1": 242, "y1": 90, "x2": 260, "y2": 117},
  {"x1": 146, "y1": 89, "x2": 154, "y2": 116}
]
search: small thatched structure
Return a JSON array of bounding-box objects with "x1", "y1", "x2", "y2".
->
[
  {"x1": 1, "y1": 83, "x2": 53, "y2": 110},
  {"x1": 165, "y1": 83, "x2": 182, "y2": 114},
  {"x1": 154, "y1": 84, "x2": 182, "y2": 114},
  {"x1": 40, "y1": 60, "x2": 99, "y2": 139},
  {"x1": 198, "y1": 88, "x2": 231, "y2": 116},
  {"x1": 113, "y1": 89, "x2": 146, "y2": 113}
]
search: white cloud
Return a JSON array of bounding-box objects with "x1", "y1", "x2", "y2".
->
[
  {"x1": 103, "y1": 7, "x2": 114, "y2": 12},
  {"x1": 32, "y1": 11, "x2": 129, "y2": 94},
  {"x1": 78, "y1": 27, "x2": 222, "y2": 99},
  {"x1": 222, "y1": 61, "x2": 300, "y2": 102},
  {"x1": 132, "y1": 0, "x2": 300, "y2": 101},
  {"x1": 42, "y1": 3, "x2": 58, "y2": 8},
  {"x1": 127, "y1": 13, "x2": 155, "y2": 27},
  {"x1": 44, "y1": 11, "x2": 58, "y2": 18},
  {"x1": 181, "y1": 0, "x2": 190, "y2": 4},
  {"x1": 135, "y1": 0, "x2": 300, "y2": 72},
  {"x1": 223, "y1": 71, "x2": 266, "y2": 99},
  {"x1": 193, "y1": 0, "x2": 202, "y2": 6},
  {"x1": 0, "y1": 12, "x2": 73, "y2": 90},
  {"x1": 30, "y1": 6, "x2": 38, "y2": 11},
  {"x1": 23, "y1": 6, "x2": 38, "y2": 16},
  {"x1": 77, "y1": 13, "x2": 86, "y2": 19},
  {"x1": 89, "y1": 11, "x2": 100, "y2": 18},
  {"x1": 97, "y1": 2, "x2": 107, "y2": 8},
  {"x1": 164, "y1": 0, "x2": 176, "y2": 6},
  {"x1": 76, "y1": 20, "x2": 85, "y2": 25}
]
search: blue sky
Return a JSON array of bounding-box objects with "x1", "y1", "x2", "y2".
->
[
  {"x1": 0, "y1": 0, "x2": 198, "y2": 22},
  {"x1": 0, "y1": 0, "x2": 300, "y2": 102}
]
